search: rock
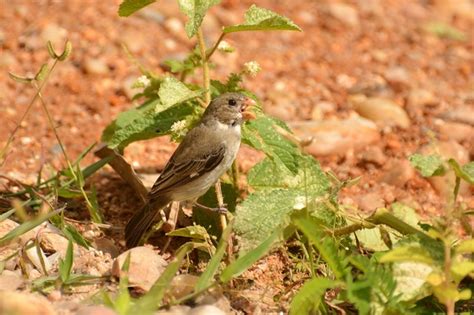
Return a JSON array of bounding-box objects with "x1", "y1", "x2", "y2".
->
[
  {"x1": 381, "y1": 159, "x2": 415, "y2": 187},
  {"x1": 349, "y1": 94, "x2": 410, "y2": 129},
  {"x1": 40, "y1": 231, "x2": 70, "y2": 258},
  {"x1": 76, "y1": 305, "x2": 117, "y2": 315},
  {"x1": 167, "y1": 274, "x2": 199, "y2": 300},
  {"x1": 93, "y1": 237, "x2": 120, "y2": 258},
  {"x1": 355, "y1": 192, "x2": 385, "y2": 212},
  {"x1": 290, "y1": 116, "x2": 381, "y2": 156},
  {"x1": 407, "y1": 89, "x2": 437, "y2": 108},
  {"x1": 84, "y1": 58, "x2": 109, "y2": 75},
  {"x1": 440, "y1": 106, "x2": 474, "y2": 126},
  {"x1": 137, "y1": 7, "x2": 165, "y2": 23},
  {"x1": 112, "y1": 246, "x2": 167, "y2": 291},
  {"x1": 0, "y1": 218, "x2": 19, "y2": 239},
  {"x1": 384, "y1": 66, "x2": 411, "y2": 89},
  {"x1": 188, "y1": 305, "x2": 226, "y2": 315},
  {"x1": 41, "y1": 23, "x2": 68, "y2": 48},
  {"x1": 435, "y1": 120, "x2": 474, "y2": 143},
  {"x1": 0, "y1": 291, "x2": 56, "y2": 315},
  {"x1": 327, "y1": 3, "x2": 359, "y2": 27},
  {"x1": 164, "y1": 18, "x2": 185, "y2": 36},
  {"x1": 359, "y1": 146, "x2": 387, "y2": 165},
  {"x1": 419, "y1": 141, "x2": 470, "y2": 199},
  {"x1": 155, "y1": 305, "x2": 191, "y2": 315},
  {"x1": 0, "y1": 271, "x2": 24, "y2": 291}
]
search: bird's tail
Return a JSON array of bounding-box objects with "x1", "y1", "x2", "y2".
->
[{"x1": 125, "y1": 200, "x2": 167, "y2": 248}]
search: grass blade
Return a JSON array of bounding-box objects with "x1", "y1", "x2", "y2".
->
[{"x1": 195, "y1": 220, "x2": 233, "y2": 291}]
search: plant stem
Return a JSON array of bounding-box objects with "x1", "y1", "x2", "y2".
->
[
  {"x1": 331, "y1": 208, "x2": 422, "y2": 237},
  {"x1": 197, "y1": 27, "x2": 227, "y2": 231},
  {"x1": 443, "y1": 239, "x2": 454, "y2": 315},
  {"x1": 0, "y1": 61, "x2": 58, "y2": 167},
  {"x1": 35, "y1": 83, "x2": 102, "y2": 223},
  {"x1": 197, "y1": 28, "x2": 210, "y2": 105},
  {"x1": 206, "y1": 32, "x2": 226, "y2": 61}
]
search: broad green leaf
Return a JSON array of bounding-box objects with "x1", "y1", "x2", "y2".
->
[
  {"x1": 118, "y1": 0, "x2": 156, "y2": 17},
  {"x1": 195, "y1": 221, "x2": 233, "y2": 291},
  {"x1": 223, "y1": 5, "x2": 302, "y2": 34},
  {"x1": 157, "y1": 76, "x2": 202, "y2": 110},
  {"x1": 59, "y1": 239, "x2": 74, "y2": 283},
  {"x1": 392, "y1": 262, "x2": 433, "y2": 302},
  {"x1": 451, "y1": 261, "x2": 474, "y2": 283},
  {"x1": 380, "y1": 245, "x2": 435, "y2": 265},
  {"x1": 289, "y1": 277, "x2": 338, "y2": 315},
  {"x1": 101, "y1": 99, "x2": 195, "y2": 149},
  {"x1": 235, "y1": 155, "x2": 331, "y2": 252},
  {"x1": 0, "y1": 209, "x2": 61, "y2": 246},
  {"x1": 178, "y1": 0, "x2": 221, "y2": 38},
  {"x1": 409, "y1": 154, "x2": 446, "y2": 177},
  {"x1": 292, "y1": 214, "x2": 347, "y2": 279},
  {"x1": 220, "y1": 228, "x2": 281, "y2": 283},
  {"x1": 133, "y1": 243, "x2": 193, "y2": 312},
  {"x1": 455, "y1": 239, "x2": 474, "y2": 255},
  {"x1": 448, "y1": 159, "x2": 474, "y2": 185},
  {"x1": 167, "y1": 225, "x2": 209, "y2": 241},
  {"x1": 242, "y1": 116, "x2": 301, "y2": 173}
]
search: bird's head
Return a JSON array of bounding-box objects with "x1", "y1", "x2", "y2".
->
[{"x1": 203, "y1": 92, "x2": 256, "y2": 127}]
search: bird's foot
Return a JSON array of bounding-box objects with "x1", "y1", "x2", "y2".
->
[{"x1": 194, "y1": 202, "x2": 228, "y2": 214}]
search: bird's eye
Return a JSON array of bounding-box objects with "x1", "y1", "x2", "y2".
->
[{"x1": 228, "y1": 99, "x2": 237, "y2": 106}]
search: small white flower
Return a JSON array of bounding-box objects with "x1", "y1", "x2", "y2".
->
[
  {"x1": 170, "y1": 120, "x2": 188, "y2": 138},
  {"x1": 244, "y1": 61, "x2": 261, "y2": 77},
  {"x1": 217, "y1": 40, "x2": 234, "y2": 53},
  {"x1": 132, "y1": 75, "x2": 151, "y2": 89},
  {"x1": 293, "y1": 196, "x2": 307, "y2": 210}
]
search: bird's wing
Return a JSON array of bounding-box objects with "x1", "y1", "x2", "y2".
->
[{"x1": 148, "y1": 129, "x2": 226, "y2": 198}]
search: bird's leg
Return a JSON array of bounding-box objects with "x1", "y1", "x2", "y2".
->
[
  {"x1": 193, "y1": 201, "x2": 228, "y2": 214},
  {"x1": 163, "y1": 201, "x2": 180, "y2": 233}
]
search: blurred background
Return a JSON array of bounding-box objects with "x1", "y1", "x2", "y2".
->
[{"x1": 0, "y1": 0, "x2": 473, "y2": 218}]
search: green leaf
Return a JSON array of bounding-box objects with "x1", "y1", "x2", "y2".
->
[
  {"x1": 178, "y1": 0, "x2": 221, "y2": 38},
  {"x1": 409, "y1": 154, "x2": 446, "y2": 177},
  {"x1": 115, "y1": 253, "x2": 132, "y2": 315},
  {"x1": 157, "y1": 76, "x2": 202, "y2": 110},
  {"x1": 391, "y1": 262, "x2": 433, "y2": 302},
  {"x1": 63, "y1": 224, "x2": 91, "y2": 249},
  {"x1": 86, "y1": 186, "x2": 103, "y2": 224},
  {"x1": 101, "y1": 99, "x2": 195, "y2": 149},
  {"x1": 195, "y1": 221, "x2": 233, "y2": 291},
  {"x1": 133, "y1": 243, "x2": 193, "y2": 312},
  {"x1": 8, "y1": 72, "x2": 33, "y2": 84},
  {"x1": 220, "y1": 228, "x2": 281, "y2": 283},
  {"x1": 451, "y1": 261, "x2": 474, "y2": 283},
  {"x1": 167, "y1": 225, "x2": 209, "y2": 241},
  {"x1": 0, "y1": 209, "x2": 61, "y2": 246},
  {"x1": 235, "y1": 155, "x2": 331, "y2": 252},
  {"x1": 455, "y1": 239, "x2": 474, "y2": 255},
  {"x1": 118, "y1": 0, "x2": 156, "y2": 17},
  {"x1": 448, "y1": 159, "x2": 474, "y2": 185},
  {"x1": 292, "y1": 213, "x2": 347, "y2": 279},
  {"x1": 242, "y1": 116, "x2": 300, "y2": 173},
  {"x1": 35, "y1": 64, "x2": 49, "y2": 81},
  {"x1": 223, "y1": 4, "x2": 302, "y2": 34},
  {"x1": 59, "y1": 239, "x2": 74, "y2": 283},
  {"x1": 380, "y1": 245, "x2": 435, "y2": 265},
  {"x1": 289, "y1": 277, "x2": 338, "y2": 315}
]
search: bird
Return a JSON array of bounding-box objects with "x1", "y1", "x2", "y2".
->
[{"x1": 125, "y1": 92, "x2": 255, "y2": 248}]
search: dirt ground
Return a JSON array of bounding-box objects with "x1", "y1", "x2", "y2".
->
[{"x1": 0, "y1": 0, "x2": 473, "y2": 313}]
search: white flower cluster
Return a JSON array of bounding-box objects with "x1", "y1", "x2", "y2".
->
[
  {"x1": 244, "y1": 61, "x2": 261, "y2": 77},
  {"x1": 170, "y1": 119, "x2": 189, "y2": 138},
  {"x1": 132, "y1": 75, "x2": 151, "y2": 89},
  {"x1": 217, "y1": 40, "x2": 235, "y2": 53}
]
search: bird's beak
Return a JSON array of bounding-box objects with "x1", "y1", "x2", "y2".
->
[{"x1": 242, "y1": 98, "x2": 257, "y2": 120}]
